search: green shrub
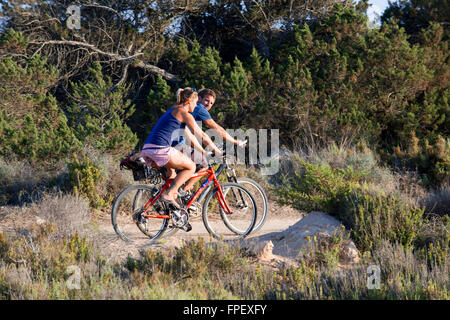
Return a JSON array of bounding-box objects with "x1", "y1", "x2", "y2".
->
[
  {"x1": 1, "y1": 224, "x2": 448, "y2": 300},
  {"x1": 414, "y1": 215, "x2": 449, "y2": 267},
  {"x1": 298, "y1": 226, "x2": 350, "y2": 270},
  {"x1": 278, "y1": 152, "x2": 425, "y2": 252},
  {"x1": 66, "y1": 154, "x2": 110, "y2": 209},
  {"x1": 387, "y1": 132, "x2": 450, "y2": 187},
  {"x1": 127, "y1": 238, "x2": 247, "y2": 280},
  {"x1": 344, "y1": 190, "x2": 424, "y2": 252},
  {"x1": 0, "y1": 224, "x2": 104, "y2": 299},
  {"x1": 278, "y1": 155, "x2": 362, "y2": 214}
]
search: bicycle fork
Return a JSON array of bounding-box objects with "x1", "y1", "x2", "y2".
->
[{"x1": 226, "y1": 167, "x2": 249, "y2": 209}]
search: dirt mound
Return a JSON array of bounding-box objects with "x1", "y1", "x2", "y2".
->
[{"x1": 240, "y1": 212, "x2": 360, "y2": 267}]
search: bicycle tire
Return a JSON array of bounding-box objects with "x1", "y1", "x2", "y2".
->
[
  {"x1": 234, "y1": 177, "x2": 268, "y2": 233},
  {"x1": 133, "y1": 188, "x2": 179, "y2": 238},
  {"x1": 202, "y1": 182, "x2": 257, "y2": 241},
  {"x1": 111, "y1": 184, "x2": 169, "y2": 242}
]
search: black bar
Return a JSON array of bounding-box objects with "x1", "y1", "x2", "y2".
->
[{"x1": 1, "y1": 300, "x2": 447, "y2": 319}]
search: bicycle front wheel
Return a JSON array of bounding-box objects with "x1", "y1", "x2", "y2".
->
[
  {"x1": 111, "y1": 184, "x2": 169, "y2": 243},
  {"x1": 233, "y1": 177, "x2": 268, "y2": 234},
  {"x1": 202, "y1": 183, "x2": 257, "y2": 241}
]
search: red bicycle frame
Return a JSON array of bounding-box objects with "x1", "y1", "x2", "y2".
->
[{"x1": 140, "y1": 167, "x2": 232, "y2": 219}]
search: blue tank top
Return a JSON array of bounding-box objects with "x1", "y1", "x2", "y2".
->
[{"x1": 144, "y1": 107, "x2": 182, "y2": 146}]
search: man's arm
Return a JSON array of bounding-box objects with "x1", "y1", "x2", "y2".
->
[{"x1": 203, "y1": 118, "x2": 240, "y2": 145}]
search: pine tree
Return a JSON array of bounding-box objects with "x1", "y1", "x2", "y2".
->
[
  {"x1": 381, "y1": 0, "x2": 449, "y2": 43},
  {"x1": 147, "y1": 75, "x2": 174, "y2": 116},
  {"x1": 0, "y1": 46, "x2": 80, "y2": 164},
  {"x1": 172, "y1": 39, "x2": 224, "y2": 91},
  {"x1": 67, "y1": 62, "x2": 137, "y2": 156}
]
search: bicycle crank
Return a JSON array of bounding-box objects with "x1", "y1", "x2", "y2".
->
[{"x1": 171, "y1": 209, "x2": 192, "y2": 232}]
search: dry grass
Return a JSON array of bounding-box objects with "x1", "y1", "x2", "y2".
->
[
  {"x1": 82, "y1": 146, "x2": 135, "y2": 201},
  {"x1": 0, "y1": 192, "x2": 91, "y2": 238},
  {"x1": 1, "y1": 224, "x2": 448, "y2": 300},
  {"x1": 0, "y1": 145, "x2": 134, "y2": 209},
  {"x1": 0, "y1": 159, "x2": 46, "y2": 205},
  {"x1": 30, "y1": 193, "x2": 92, "y2": 236}
]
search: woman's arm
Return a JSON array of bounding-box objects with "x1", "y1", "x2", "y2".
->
[
  {"x1": 182, "y1": 111, "x2": 222, "y2": 155},
  {"x1": 183, "y1": 126, "x2": 205, "y2": 153}
]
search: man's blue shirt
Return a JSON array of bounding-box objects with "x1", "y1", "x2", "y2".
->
[
  {"x1": 172, "y1": 102, "x2": 212, "y2": 146},
  {"x1": 191, "y1": 102, "x2": 212, "y2": 121}
]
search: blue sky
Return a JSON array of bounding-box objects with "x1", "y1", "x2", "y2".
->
[{"x1": 367, "y1": 0, "x2": 390, "y2": 22}]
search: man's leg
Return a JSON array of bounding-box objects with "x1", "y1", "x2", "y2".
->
[
  {"x1": 181, "y1": 149, "x2": 209, "y2": 192},
  {"x1": 181, "y1": 168, "x2": 207, "y2": 192}
]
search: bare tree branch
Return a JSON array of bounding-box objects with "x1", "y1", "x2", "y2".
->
[
  {"x1": 107, "y1": 62, "x2": 129, "y2": 93},
  {"x1": 29, "y1": 39, "x2": 180, "y2": 82}
]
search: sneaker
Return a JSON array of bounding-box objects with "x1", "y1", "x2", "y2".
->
[{"x1": 178, "y1": 189, "x2": 192, "y2": 204}]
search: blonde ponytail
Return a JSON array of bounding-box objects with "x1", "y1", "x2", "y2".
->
[
  {"x1": 176, "y1": 88, "x2": 184, "y2": 104},
  {"x1": 176, "y1": 87, "x2": 198, "y2": 104}
]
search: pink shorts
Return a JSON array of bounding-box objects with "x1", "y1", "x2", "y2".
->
[{"x1": 141, "y1": 143, "x2": 176, "y2": 167}]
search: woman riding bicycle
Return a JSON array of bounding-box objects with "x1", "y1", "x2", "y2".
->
[{"x1": 141, "y1": 87, "x2": 222, "y2": 208}]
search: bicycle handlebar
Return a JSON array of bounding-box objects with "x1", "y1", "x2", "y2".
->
[
  {"x1": 211, "y1": 150, "x2": 225, "y2": 157},
  {"x1": 207, "y1": 140, "x2": 246, "y2": 165},
  {"x1": 207, "y1": 150, "x2": 226, "y2": 165},
  {"x1": 238, "y1": 139, "x2": 248, "y2": 147}
]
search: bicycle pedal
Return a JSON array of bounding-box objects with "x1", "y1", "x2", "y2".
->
[
  {"x1": 171, "y1": 210, "x2": 190, "y2": 228},
  {"x1": 182, "y1": 223, "x2": 192, "y2": 232},
  {"x1": 187, "y1": 204, "x2": 199, "y2": 213}
]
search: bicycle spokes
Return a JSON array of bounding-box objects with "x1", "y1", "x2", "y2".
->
[
  {"x1": 202, "y1": 183, "x2": 257, "y2": 240},
  {"x1": 111, "y1": 184, "x2": 169, "y2": 242}
]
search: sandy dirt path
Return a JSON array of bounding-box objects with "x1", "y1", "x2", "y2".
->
[{"x1": 96, "y1": 200, "x2": 305, "y2": 261}]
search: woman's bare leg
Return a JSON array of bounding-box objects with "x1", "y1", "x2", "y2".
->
[{"x1": 161, "y1": 149, "x2": 195, "y2": 202}]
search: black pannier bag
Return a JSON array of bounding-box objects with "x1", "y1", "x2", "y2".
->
[{"x1": 120, "y1": 152, "x2": 157, "y2": 181}]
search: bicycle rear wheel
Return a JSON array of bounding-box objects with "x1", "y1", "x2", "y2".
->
[
  {"x1": 202, "y1": 183, "x2": 257, "y2": 241},
  {"x1": 230, "y1": 177, "x2": 268, "y2": 234},
  {"x1": 133, "y1": 189, "x2": 179, "y2": 238},
  {"x1": 111, "y1": 184, "x2": 169, "y2": 242}
]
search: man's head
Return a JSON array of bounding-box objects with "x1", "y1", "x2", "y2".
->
[{"x1": 198, "y1": 89, "x2": 216, "y2": 111}]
